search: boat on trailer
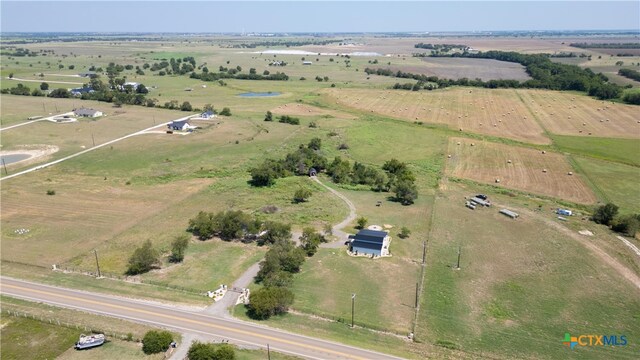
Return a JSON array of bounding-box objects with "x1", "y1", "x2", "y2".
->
[{"x1": 75, "y1": 333, "x2": 105, "y2": 350}]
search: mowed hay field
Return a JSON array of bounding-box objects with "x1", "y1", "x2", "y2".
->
[
  {"x1": 446, "y1": 137, "x2": 597, "y2": 204},
  {"x1": 326, "y1": 87, "x2": 550, "y2": 144},
  {"x1": 516, "y1": 90, "x2": 640, "y2": 139}
]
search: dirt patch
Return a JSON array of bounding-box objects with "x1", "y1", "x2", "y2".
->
[
  {"x1": 270, "y1": 103, "x2": 356, "y2": 119},
  {"x1": 446, "y1": 137, "x2": 597, "y2": 204},
  {"x1": 0, "y1": 145, "x2": 59, "y2": 167},
  {"x1": 379, "y1": 58, "x2": 531, "y2": 81}
]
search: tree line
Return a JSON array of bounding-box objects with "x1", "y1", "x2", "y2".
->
[
  {"x1": 570, "y1": 43, "x2": 640, "y2": 49},
  {"x1": 618, "y1": 68, "x2": 640, "y2": 82},
  {"x1": 375, "y1": 49, "x2": 638, "y2": 103}
]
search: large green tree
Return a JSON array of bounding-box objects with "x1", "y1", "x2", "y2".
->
[
  {"x1": 126, "y1": 240, "x2": 159, "y2": 275},
  {"x1": 247, "y1": 287, "x2": 294, "y2": 319}
]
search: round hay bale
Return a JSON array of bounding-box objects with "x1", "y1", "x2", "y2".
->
[
  {"x1": 457, "y1": 142, "x2": 461, "y2": 145},
  {"x1": 459, "y1": 128, "x2": 463, "y2": 131},
  {"x1": 495, "y1": 178, "x2": 500, "y2": 183},
  {"x1": 542, "y1": 150, "x2": 546, "y2": 154},
  {"x1": 447, "y1": 154, "x2": 452, "y2": 158},
  {"x1": 582, "y1": 123, "x2": 586, "y2": 126},
  {"x1": 493, "y1": 124, "x2": 497, "y2": 127},
  {"x1": 588, "y1": 132, "x2": 592, "y2": 135},
  {"x1": 542, "y1": 168, "x2": 547, "y2": 173},
  {"x1": 470, "y1": 143, "x2": 475, "y2": 146},
  {"x1": 568, "y1": 171, "x2": 573, "y2": 176},
  {"x1": 507, "y1": 159, "x2": 512, "y2": 163}
]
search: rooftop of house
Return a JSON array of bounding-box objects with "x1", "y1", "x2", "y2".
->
[{"x1": 351, "y1": 229, "x2": 388, "y2": 244}]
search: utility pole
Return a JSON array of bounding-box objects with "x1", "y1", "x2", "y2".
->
[
  {"x1": 351, "y1": 293, "x2": 356, "y2": 328},
  {"x1": 422, "y1": 240, "x2": 426, "y2": 264},
  {"x1": 94, "y1": 250, "x2": 101, "y2": 278},
  {"x1": 267, "y1": 344, "x2": 271, "y2": 360},
  {"x1": 456, "y1": 245, "x2": 461, "y2": 270},
  {"x1": 91, "y1": 133, "x2": 95, "y2": 147},
  {"x1": 415, "y1": 282, "x2": 419, "y2": 308},
  {"x1": 1, "y1": 158, "x2": 7, "y2": 175}
]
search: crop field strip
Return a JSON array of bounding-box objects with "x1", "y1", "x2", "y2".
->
[
  {"x1": 446, "y1": 137, "x2": 597, "y2": 204},
  {"x1": 327, "y1": 87, "x2": 551, "y2": 144},
  {"x1": 516, "y1": 89, "x2": 640, "y2": 139}
]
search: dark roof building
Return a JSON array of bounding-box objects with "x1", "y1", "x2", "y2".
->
[{"x1": 349, "y1": 229, "x2": 389, "y2": 257}]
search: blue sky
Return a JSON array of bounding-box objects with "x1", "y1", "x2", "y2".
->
[{"x1": 1, "y1": 1, "x2": 639, "y2": 33}]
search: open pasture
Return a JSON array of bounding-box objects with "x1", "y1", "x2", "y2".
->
[
  {"x1": 0, "y1": 95, "x2": 191, "y2": 172},
  {"x1": 418, "y1": 183, "x2": 640, "y2": 359},
  {"x1": 0, "y1": 173, "x2": 211, "y2": 267},
  {"x1": 326, "y1": 87, "x2": 550, "y2": 144},
  {"x1": 516, "y1": 89, "x2": 640, "y2": 138},
  {"x1": 446, "y1": 137, "x2": 597, "y2": 204}
]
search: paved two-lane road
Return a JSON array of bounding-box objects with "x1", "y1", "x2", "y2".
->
[{"x1": 0, "y1": 277, "x2": 405, "y2": 360}]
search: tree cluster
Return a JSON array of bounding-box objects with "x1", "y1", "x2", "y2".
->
[
  {"x1": 278, "y1": 115, "x2": 300, "y2": 125},
  {"x1": 126, "y1": 240, "x2": 159, "y2": 275},
  {"x1": 187, "y1": 210, "x2": 261, "y2": 241},
  {"x1": 190, "y1": 70, "x2": 288, "y2": 82},
  {"x1": 142, "y1": 330, "x2": 173, "y2": 354},
  {"x1": 618, "y1": 68, "x2": 640, "y2": 82},
  {"x1": 187, "y1": 342, "x2": 235, "y2": 360},
  {"x1": 249, "y1": 139, "x2": 327, "y2": 186},
  {"x1": 592, "y1": 203, "x2": 640, "y2": 237}
]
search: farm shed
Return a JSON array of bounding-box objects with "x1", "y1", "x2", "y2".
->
[
  {"x1": 499, "y1": 209, "x2": 519, "y2": 219},
  {"x1": 70, "y1": 87, "x2": 94, "y2": 96},
  {"x1": 470, "y1": 197, "x2": 491, "y2": 207},
  {"x1": 73, "y1": 108, "x2": 102, "y2": 117},
  {"x1": 557, "y1": 209, "x2": 572, "y2": 216},
  {"x1": 349, "y1": 229, "x2": 390, "y2": 257},
  {"x1": 302, "y1": 61, "x2": 312, "y2": 65}
]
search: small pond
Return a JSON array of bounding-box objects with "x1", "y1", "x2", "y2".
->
[
  {"x1": 0, "y1": 153, "x2": 31, "y2": 164},
  {"x1": 238, "y1": 92, "x2": 281, "y2": 97}
]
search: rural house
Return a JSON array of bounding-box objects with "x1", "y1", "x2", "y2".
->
[
  {"x1": 70, "y1": 87, "x2": 94, "y2": 96},
  {"x1": 200, "y1": 110, "x2": 216, "y2": 119},
  {"x1": 73, "y1": 108, "x2": 103, "y2": 117},
  {"x1": 167, "y1": 120, "x2": 192, "y2": 131},
  {"x1": 348, "y1": 229, "x2": 390, "y2": 257}
]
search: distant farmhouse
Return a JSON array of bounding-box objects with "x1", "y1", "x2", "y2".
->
[
  {"x1": 302, "y1": 61, "x2": 312, "y2": 65},
  {"x1": 70, "y1": 87, "x2": 94, "y2": 97},
  {"x1": 167, "y1": 119, "x2": 193, "y2": 131},
  {"x1": 348, "y1": 229, "x2": 390, "y2": 257},
  {"x1": 73, "y1": 108, "x2": 103, "y2": 118},
  {"x1": 200, "y1": 110, "x2": 216, "y2": 119}
]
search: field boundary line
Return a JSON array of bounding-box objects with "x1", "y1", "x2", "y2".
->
[{"x1": 565, "y1": 155, "x2": 609, "y2": 203}]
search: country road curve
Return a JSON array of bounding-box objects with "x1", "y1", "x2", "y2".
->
[
  {"x1": 310, "y1": 176, "x2": 358, "y2": 248},
  {"x1": 0, "y1": 277, "x2": 405, "y2": 360}
]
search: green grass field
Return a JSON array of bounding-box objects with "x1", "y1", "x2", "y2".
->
[
  {"x1": 552, "y1": 135, "x2": 640, "y2": 167},
  {"x1": 417, "y1": 183, "x2": 640, "y2": 359},
  {"x1": 1, "y1": 315, "x2": 82, "y2": 360},
  {"x1": 572, "y1": 156, "x2": 640, "y2": 214}
]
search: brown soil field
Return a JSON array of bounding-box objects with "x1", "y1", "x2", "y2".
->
[
  {"x1": 270, "y1": 103, "x2": 356, "y2": 119},
  {"x1": 325, "y1": 87, "x2": 551, "y2": 144},
  {"x1": 302, "y1": 36, "x2": 587, "y2": 55},
  {"x1": 413, "y1": 58, "x2": 530, "y2": 80},
  {"x1": 445, "y1": 137, "x2": 597, "y2": 204},
  {"x1": 515, "y1": 90, "x2": 640, "y2": 138}
]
